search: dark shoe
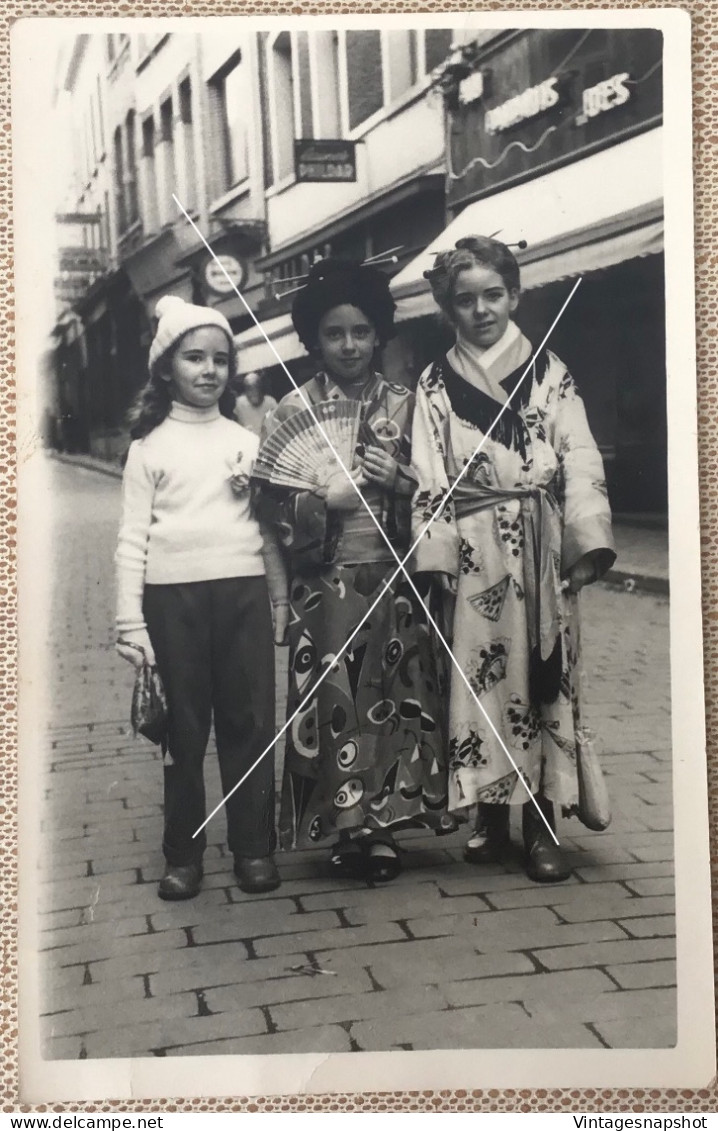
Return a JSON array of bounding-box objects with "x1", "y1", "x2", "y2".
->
[
  {"x1": 158, "y1": 862, "x2": 203, "y2": 901},
  {"x1": 365, "y1": 835, "x2": 401, "y2": 884},
  {"x1": 522, "y1": 797, "x2": 571, "y2": 884},
  {"x1": 234, "y1": 855, "x2": 281, "y2": 893},
  {"x1": 464, "y1": 803, "x2": 511, "y2": 864},
  {"x1": 328, "y1": 837, "x2": 368, "y2": 880}
]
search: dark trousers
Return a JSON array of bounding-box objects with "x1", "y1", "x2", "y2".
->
[{"x1": 143, "y1": 577, "x2": 276, "y2": 866}]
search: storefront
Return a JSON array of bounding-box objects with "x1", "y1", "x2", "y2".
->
[{"x1": 391, "y1": 27, "x2": 665, "y2": 514}]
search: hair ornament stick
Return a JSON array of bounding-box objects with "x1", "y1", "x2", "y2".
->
[
  {"x1": 273, "y1": 250, "x2": 402, "y2": 302},
  {"x1": 274, "y1": 282, "x2": 311, "y2": 300},
  {"x1": 363, "y1": 245, "x2": 404, "y2": 264}
]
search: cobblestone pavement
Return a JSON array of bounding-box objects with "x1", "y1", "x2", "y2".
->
[{"x1": 38, "y1": 461, "x2": 675, "y2": 1059}]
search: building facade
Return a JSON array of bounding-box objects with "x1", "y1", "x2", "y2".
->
[
  {"x1": 234, "y1": 26, "x2": 455, "y2": 394},
  {"x1": 48, "y1": 25, "x2": 459, "y2": 456}
]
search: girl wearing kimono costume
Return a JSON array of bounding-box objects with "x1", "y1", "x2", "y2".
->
[
  {"x1": 256, "y1": 259, "x2": 454, "y2": 883},
  {"x1": 411, "y1": 236, "x2": 615, "y2": 883}
]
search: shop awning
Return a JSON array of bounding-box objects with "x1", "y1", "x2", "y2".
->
[
  {"x1": 392, "y1": 128, "x2": 664, "y2": 322},
  {"x1": 234, "y1": 313, "x2": 306, "y2": 374}
]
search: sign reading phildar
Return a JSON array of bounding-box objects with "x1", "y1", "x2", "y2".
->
[{"x1": 294, "y1": 139, "x2": 357, "y2": 183}]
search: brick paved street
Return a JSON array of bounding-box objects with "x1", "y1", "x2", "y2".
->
[{"x1": 39, "y1": 460, "x2": 675, "y2": 1059}]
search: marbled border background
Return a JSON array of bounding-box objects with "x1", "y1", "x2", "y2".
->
[{"x1": 4, "y1": 0, "x2": 715, "y2": 1113}]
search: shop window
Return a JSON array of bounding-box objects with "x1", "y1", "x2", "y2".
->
[
  {"x1": 384, "y1": 30, "x2": 419, "y2": 102},
  {"x1": 268, "y1": 31, "x2": 296, "y2": 183},
  {"x1": 424, "y1": 28, "x2": 454, "y2": 73},
  {"x1": 209, "y1": 53, "x2": 249, "y2": 195},
  {"x1": 345, "y1": 30, "x2": 383, "y2": 130},
  {"x1": 311, "y1": 31, "x2": 341, "y2": 136}
]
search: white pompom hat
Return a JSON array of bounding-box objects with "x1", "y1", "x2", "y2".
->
[{"x1": 149, "y1": 295, "x2": 235, "y2": 377}]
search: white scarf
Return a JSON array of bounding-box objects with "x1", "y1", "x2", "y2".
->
[{"x1": 447, "y1": 321, "x2": 532, "y2": 403}]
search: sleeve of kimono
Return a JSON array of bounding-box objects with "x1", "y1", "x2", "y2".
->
[
  {"x1": 392, "y1": 391, "x2": 419, "y2": 498},
  {"x1": 409, "y1": 374, "x2": 460, "y2": 578},
  {"x1": 115, "y1": 440, "x2": 155, "y2": 635},
  {"x1": 552, "y1": 364, "x2": 617, "y2": 580}
]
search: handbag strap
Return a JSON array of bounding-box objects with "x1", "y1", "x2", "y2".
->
[
  {"x1": 118, "y1": 638, "x2": 145, "y2": 655},
  {"x1": 119, "y1": 639, "x2": 157, "y2": 670}
]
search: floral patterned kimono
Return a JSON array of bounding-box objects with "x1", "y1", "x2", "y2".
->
[
  {"x1": 257, "y1": 371, "x2": 454, "y2": 850},
  {"x1": 410, "y1": 322, "x2": 616, "y2": 817}
]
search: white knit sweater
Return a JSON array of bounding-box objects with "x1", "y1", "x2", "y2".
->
[{"x1": 115, "y1": 402, "x2": 286, "y2": 634}]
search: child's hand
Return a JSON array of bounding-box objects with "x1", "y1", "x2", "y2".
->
[
  {"x1": 272, "y1": 602, "x2": 290, "y2": 646},
  {"x1": 116, "y1": 630, "x2": 156, "y2": 668},
  {"x1": 361, "y1": 445, "x2": 399, "y2": 490},
  {"x1": 565, "y1": 556, "x2": 597, "y2": 594},
  {"x1": 325, "y1": 467, "x2": 366, "y2": 512}
]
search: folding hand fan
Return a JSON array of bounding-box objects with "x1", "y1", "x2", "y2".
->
[{"x1": 253, "y1": 399, "x2": 363, "y2": 490}]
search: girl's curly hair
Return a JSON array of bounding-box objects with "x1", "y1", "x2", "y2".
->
[{"x1": 423, "y1": 235, "x2": 521, "y2": 320}]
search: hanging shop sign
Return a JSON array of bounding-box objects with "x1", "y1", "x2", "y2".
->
[
  {"x1": 294, "y1": 139, "x2": 357, "y2": 183},
  {"x1": 58, "y1": 247, "x2": 108, "y2": 275},
  {"x1": 443, "y1": 27, "x2": 663, "y2": 208},
  {"x1": 203, "y1": 253, "x2": 246, "y2": 296}
]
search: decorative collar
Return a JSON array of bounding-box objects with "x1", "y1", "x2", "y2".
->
[
  {"x1": 169, "y1": 401, "x2": 221, "y2": 424},
  {"x1": 314, "y1": 370, "x2": 383, "y2": 403},
  {"x1": 448, "y1": 321, "x2": 532, "y2": 399}
]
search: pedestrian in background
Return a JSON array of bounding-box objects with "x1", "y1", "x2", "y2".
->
[
  {"x1": 256, "y1": 259, "x2": 455, "y2": 883},
  {"x1": 115, "y1": 296, "x2": 289, "y2": 901},
  {"x1": 412, "y1": 236, "x2": 615, "y2": 883},
  {"x1": 234, "y1": 370, "x2": 278, "y2": 436}
]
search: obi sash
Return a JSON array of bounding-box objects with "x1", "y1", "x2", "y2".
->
[{"x1": 452, "y1": 478, "x2": 564, "y2": 706}]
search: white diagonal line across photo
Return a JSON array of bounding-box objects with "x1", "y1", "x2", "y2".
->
[{"x1": 175, "y1": 195, "x2": 580, "y2": 844}]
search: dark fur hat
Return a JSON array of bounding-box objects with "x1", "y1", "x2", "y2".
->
[{"x1": 291, "y1": 258, "x2": 396, "y2": 352}]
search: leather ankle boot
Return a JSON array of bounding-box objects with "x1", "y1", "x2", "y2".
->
[
  {"x1": 522, "y1": 797, "x2": 571, "y2": 883},
  {"x1": 464, "y1": 803, "x2": 511, "y2": 864}
]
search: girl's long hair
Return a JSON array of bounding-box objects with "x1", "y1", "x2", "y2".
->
[{"x1": 127, "y1": 336, "x2": 238, "y2": 441}]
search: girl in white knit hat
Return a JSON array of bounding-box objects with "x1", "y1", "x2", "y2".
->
[{"x1": 115, "y1": 296, "x2": 288, "y2": 901}]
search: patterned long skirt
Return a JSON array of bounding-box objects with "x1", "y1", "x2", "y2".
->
[{"x1": 278, "y1": 560, "x2": 456, "y2": 849}]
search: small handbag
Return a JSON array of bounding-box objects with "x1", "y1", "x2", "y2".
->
[
  {"x1": 575, "y1": 740, "x2": 612, "y2": 831},
  {"x1": 122, "y1": 642, "x2": 169, "y2": 748}
]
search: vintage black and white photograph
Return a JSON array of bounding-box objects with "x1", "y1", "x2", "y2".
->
[{"x1": 13, "y1": 10, "x2": 713, "y2": 1100}]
